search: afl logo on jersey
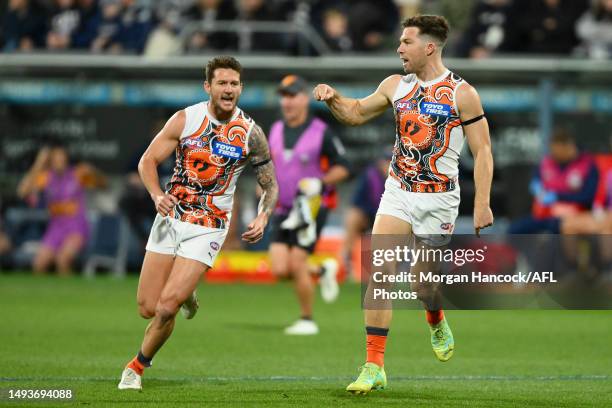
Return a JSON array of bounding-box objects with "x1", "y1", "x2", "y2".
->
[
  {"x1": 420, "y1": 102, "x2": 451, "y2": 117},
  {"x1": 396, "y1": 101, "x2": 415, "y2": 111},
  {"x1": 183, "y1": 138, "x2": 205, "y2": 148},
  {"x1": 212, "y1": 141, "x2": 243, "y2": 159}
]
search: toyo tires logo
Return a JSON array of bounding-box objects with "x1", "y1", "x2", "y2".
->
[
  {"x1": 212, "y1": 141, "x2": 242, "y2": 159},
  {"x1": 420, "y1": 102, "x2": 451, "y2": 117}
]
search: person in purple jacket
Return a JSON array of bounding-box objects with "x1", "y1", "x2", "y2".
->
[
  {"x1": 17, "y1": 143, "x2": 106, "y2": 275},
  {"x1": 268, "y1": 75, "x2": 350, "y2": 335}
]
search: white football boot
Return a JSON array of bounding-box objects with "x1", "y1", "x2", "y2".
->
[
  {"x1": 180, "y1": 290, "x2": 199, "y2": 320},
  {"x1": 284, "y1": 319, "x2": 319, "y2": 335},
  {"x1": 118, "y1": 367, "x2": 142, "y2": 390}
]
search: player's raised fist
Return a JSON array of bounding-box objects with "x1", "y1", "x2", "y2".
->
[{"x1": 313, "y1": 84, "x2": 337, "y2": 102}]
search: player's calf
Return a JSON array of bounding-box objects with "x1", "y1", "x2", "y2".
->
[{"x1": 412, "y1": 279, "x2": 442, "y2": 311}]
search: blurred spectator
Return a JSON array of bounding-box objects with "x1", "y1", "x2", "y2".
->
[
  {"x1": 395, "y1": 0, "x2": 420, "y2": 20},
  {"x1": 457, "y1": 0, "x2": 512, "y2": 58},
  {"x1": 71, "y1": 0, "x2": 102, "y2": 49},
  {"x1": 46, "y1": 0, "x2": 81, "y2": 50},
  {"x1": 285, "y1": 0, "x2": 335, "y2": 56},
  {"x1": 17, "y1": 143, "x2": 107, "y2": 275},
  {"x1": 560, "y1": 163, "x2": 611, "y2": 282},
  {"x1": 426, "y1": 0, "x2": 478, "y2": 57},
  {"x1": 562, "y1": 137, "x2": 612, "y2": 234},
  {"x1": 342, "y1": 150, "x2": 390, "y2": 277},
  {"x1": 91, "y1": 0, "x2": 153, "y2": 54},
  {"x1": 2, "y1": 0, "x2": 47, "y2": 51},
  {"x1": 182, "y1": 0, "x2": 238, "y2": 52},
  {"x1": 508, "y1": 129, "x2": 599, "y2": 234},
  {"x1": 562, "y1": 169, "x2": 612, "y2": 234},
  {"x1": 502, "y1": 0, "x2": 589, "y2": 55},
  {"x1": 236, "y1": 0, "x2": 285, "y2": 52},
  {"x1": 346, "y1": 0, "x2": 399, "y2": 51},
  {"x1": 309, "y1": 0, "x2": 399, "y2": 54},
  {"x1": 91, "y1": 0, "x2": 122, "y2": 52},
  {"x1": 576, "y1": 0, "x2": 612, "y2": 59},
  {"x1": 144, "y1": 0, "x2": 192, "y2": 57},
  {"x1": 320, "y1": 7, "x2": 352, "y2": 52}
]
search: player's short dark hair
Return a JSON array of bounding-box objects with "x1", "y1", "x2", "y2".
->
[
  {"x1": 402, "y1": 15, "x2": 450, "y2": 46},
  {"x1": 205, "y1": 56, "x2": 242, "y2": 83},
  {"x1": 550, "y1": 128, "x2": 575, "y2": 145}
]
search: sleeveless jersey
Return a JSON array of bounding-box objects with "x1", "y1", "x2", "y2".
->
[
  {"x1": 166, "y1": 102, "x2": 255, "y2": 229},
  {"x1": 390, "y1": 70, "x2": 466, "y2": 193}
]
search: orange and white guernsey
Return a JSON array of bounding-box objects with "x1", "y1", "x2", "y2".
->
[
  {"x1": 166, "y1": 102, "x2": 255, "y2": 229},
  {"x1": 390, "y1": 70, "x2": 466, "y2": 193}
]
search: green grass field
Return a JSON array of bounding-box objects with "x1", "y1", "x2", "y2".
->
[{"x1": 1, "y1": 274, "x2": 611, "y2": 407}]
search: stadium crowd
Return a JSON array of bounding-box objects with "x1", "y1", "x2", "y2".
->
[{"x1": 1, "y1": 0, "x2": 611, "y2": 58}]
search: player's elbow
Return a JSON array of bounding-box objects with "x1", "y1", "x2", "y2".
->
[
  {"x1": 138, "y1": 153, "x2": 156, "y2": 178},
  {"x1": 349, "y1": 106, "x2": 369, "y2": 126},
  {"x1": 335, "y1": 114, "x2": 362, "y2": 127}
]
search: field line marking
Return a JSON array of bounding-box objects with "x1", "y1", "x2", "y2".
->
[{"x1": 1, "y1": 375, "x2": 610, "y2": 383}]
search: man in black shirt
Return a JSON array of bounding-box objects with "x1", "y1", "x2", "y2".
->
[{"x1": 268, "y1": 75, "x2": 350, "y2": 335}]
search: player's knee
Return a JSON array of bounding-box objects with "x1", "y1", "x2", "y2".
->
[
  {"x1": 56, "y1": 258, "x2": 72, "y2": 272},
  {"x1": 270, "y1": 262, "x2": 291, "y2": 279},
  {"x1": 137, "y1": 300, "x2": 156, "y2": 319},
  {"x1": 33, "y1": 260, "x2": 46, "y2": 273},
  {"x1": 289, "y1": 256, "x2": 307, "y2": 274},
  {"x1": 155, "y1": 306, "x2": 177, "y2": 325},
  {"x1": 155, "y1": 299, "x2": 179, "y2": 323}
]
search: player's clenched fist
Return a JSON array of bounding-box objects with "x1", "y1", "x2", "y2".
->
[
  {"x1": 313, "y1": 84, "x2": 337, "y2": 102},
  {"x1": 241, "y1": 213, "x2": 268, "y2": 243},
  {"x1": 152, "y1": 193, "x2": 179, "y2": 216},
  {"x1": 474, "y1": 204, "x2": 494, "y2": 237}
]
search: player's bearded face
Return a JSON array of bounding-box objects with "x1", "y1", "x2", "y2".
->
[
  {"x1": 397, "y1": 27, "x2": 428, "y2": 73},
  {"x1": 205, "y1": 68, "x2": 242, "y2": 114}
]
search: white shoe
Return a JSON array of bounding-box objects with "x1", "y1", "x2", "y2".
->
[
  {"x1": 320, "y1": 258, "x2": 339, "y2": 303},
  {"x1": 118, "y1": 367, "x2": 142, "y2": 390},
  {"x1": 181, "y1": 290, "x2": 199, "y2": 320},
  {"x1": 284, "y1": 319, "x2": 319, "y2": 335}
]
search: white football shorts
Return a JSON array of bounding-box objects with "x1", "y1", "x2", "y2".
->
[
  {"x1": 146, "y1": 214, "x2": 228, "y2": 267},
  {"x1": 376, "y1": 177, "x2": 460, "y2": 246}
]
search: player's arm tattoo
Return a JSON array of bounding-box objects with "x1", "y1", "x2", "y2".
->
[{"x1": 248, "y1": 124, "x2": 278, "y2": 219}]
